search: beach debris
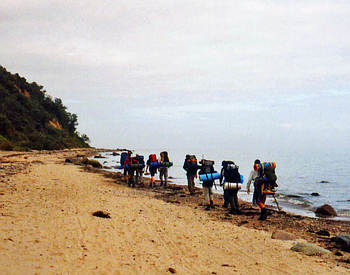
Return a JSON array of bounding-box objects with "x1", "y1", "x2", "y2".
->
[
  {"x1": 335, "y1": 251, "x2": 343, "y2": 256},
  {"x1": 311, "y1": 192, "x2": 320, "y2": 196},
  {"x1": 291, "y1": 243, "x2": 331, "y2": 256},
  {"x1": 31, "y1": 160, "x2": 44, "y2": 165},
  {"x1": 92, "y1": 211, "x2": 111, "y2": 219},
  {"x1": 168, "y1": 267, "x2": 176, "y2": 273},
  {"x1": 82, "y1": 159, "x2": 102, "y2": 168},
  {"x1": 94, "y1": 154, "x2": 105, "y2": 159},
  {"x1": 316, "y1": 230, "x2": 330, "y2": 237},
  {"x1": 318, "y1": 180, "x2": 330, "y2": 184},
  {"x1": 330, "y1": 234, "x2": 350, "y2": 252},
  {"x1": 271, "y1": 230, "x2": 296, "y2": 240},
  {"x1": 315, "y1": 204, "x2": 337, "y2": 217}
]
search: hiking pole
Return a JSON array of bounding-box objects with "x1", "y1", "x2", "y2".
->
[{"x1": 272, "y1": 193, "x2": 281, "y2": 211}]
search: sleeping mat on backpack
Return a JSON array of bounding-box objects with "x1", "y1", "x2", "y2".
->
[{"x1": 199, "y1": 172, "x2": 220, "y2": 182}]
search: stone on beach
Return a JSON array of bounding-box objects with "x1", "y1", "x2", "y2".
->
[
  {"x1": 271, "y1": 230, "x2": 296, "y2": 240},
  {"x1": 315, "y1": 204, "x2": 337, "y2": 217},
  {"x1": 330, "y1": 234, "x2": 350, "y2": 252},
  {"x1": 291, "y1": 243, "x2": 331, "y2": 256}
]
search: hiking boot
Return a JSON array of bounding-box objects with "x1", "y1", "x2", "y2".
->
[
  {"x1": 205, "y1": 205, "x2": 211, "y2": 211},
  {"x1": 258, "y1": 208, "x2": 267, "y2": 221},
  {"x1": 210, "y1": 200, "x2": 215, "y2": 209},
  {"x1": 229, "y1": 209, "x2": 236, "y2": 214},
  {"x1": 222, "y1": 204, "x2": 228, "y2": 208}
]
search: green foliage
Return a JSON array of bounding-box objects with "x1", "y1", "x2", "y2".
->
[
  {"x1": 0, "y1": 134, "x2": 13, "y2": 150},
  {"x1": 0, "y1": 65, "x2": 90, "y2": 150}
]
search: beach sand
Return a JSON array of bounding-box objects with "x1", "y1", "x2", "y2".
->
[{"x1": 0, "y1": 150, "x2": 349, "y2": 274}]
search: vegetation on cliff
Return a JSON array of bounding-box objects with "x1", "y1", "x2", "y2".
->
[{"x1": 0, "y1": 66, "x2": 90, "y2": 150}]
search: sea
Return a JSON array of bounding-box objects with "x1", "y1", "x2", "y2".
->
[{"x1": 93, "y1": 147, "x2": 350, "y2": 221}]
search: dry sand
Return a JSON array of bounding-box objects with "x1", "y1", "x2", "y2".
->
[{"x1": 0, "y1": 150, "x2": 349, "y2": 274}]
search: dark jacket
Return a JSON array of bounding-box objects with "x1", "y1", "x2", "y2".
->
[{"x1": 183, "y1": 160, "x2": 200, "y2": 176}]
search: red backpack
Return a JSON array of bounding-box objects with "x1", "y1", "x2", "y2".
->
[{"x1": 150, "y1": 154, "x2": 157, "y2": 162}]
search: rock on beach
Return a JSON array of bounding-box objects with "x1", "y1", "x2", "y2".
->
[
  {"x1": 291, "y1": 243, "x2": 331, "y2": 256},
  {"x1": 271, "y1": 230, "x2": 296, "y2": 241},
  {"x1": 315, "y1": 204, "x2": 337, "y2": 217}
]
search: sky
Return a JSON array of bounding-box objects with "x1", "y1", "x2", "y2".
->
[{"x1": 1, "y1": 0, "x2": 350, "y2": 153}]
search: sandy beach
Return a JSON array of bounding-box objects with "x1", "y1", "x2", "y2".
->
[{"x1": 0, "y1": 149, "x2": 349, "y2": 274}]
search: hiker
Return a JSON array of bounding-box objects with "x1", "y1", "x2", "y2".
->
[
  {"x1": 122, "y1": 151, "x2": 132, "y2": 182},
  {"x1": 183, "y1": 155, "x2": 199, "y2": 195},
  {"x1": 145, "y1": 154, "x2": 158, "y2": 188},
  {"x1": 246, "y1": 159, "x2": 261, "y2": 205},
  {"x1": 220, "y1": 161, "x2": 242, "y2": 214},
  {"x1": 125, "y1": 155, "x2": 139, "y2": 188},
  {"x1": 135, "y1": 154, "x2": 145, "y2": 185},
  {"x1": 198, "y1": 159, "x2": 216, "y2": 210},
  {"x1": 159, "y1": 151, "x2": 170, "y2": 187},
  {"x1": 252, "y1": 161, "x2": 278, "y2": 221}
]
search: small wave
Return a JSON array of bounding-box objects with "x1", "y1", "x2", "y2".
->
[
  {"x1": 337, "y1": 209, "x2": 350, "y2": 217},
  {"x1": 287, "y1": 199, "x2": 311, "y2": 207}
]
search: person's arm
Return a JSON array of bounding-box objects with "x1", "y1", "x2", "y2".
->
[
  {"x1": 246, "y1": 171, "x2": 254, "y2": 194},
  {"x1": 219, "y1": 168, "x2": 224, "y2": 185},
  {"x1": 183, "y1": 160, "x2": 188, "y2": 171}
]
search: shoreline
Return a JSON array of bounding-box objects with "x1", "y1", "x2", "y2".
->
[
  {"x1": 92, "y1": 150, "x2": 350, "y2": 221},
  {"x1": 0, "y1": 149, "x2": 349, "y2": 273}
]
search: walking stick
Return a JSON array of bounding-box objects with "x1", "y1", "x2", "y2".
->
[{"x1": 272, "y1": 193, "x2": 281, "y2": 211}]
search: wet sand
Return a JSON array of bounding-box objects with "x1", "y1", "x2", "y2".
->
[{"x1": 0, "y1": 149, "x2": 349, "y2": 274}]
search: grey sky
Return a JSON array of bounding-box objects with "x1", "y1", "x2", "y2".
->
[{"x1": 1, "y1": 0, "x2": 350, "y2": 152}]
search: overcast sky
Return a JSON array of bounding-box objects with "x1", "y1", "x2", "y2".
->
[{"x1": 1, "y1": 0, "x2": 350, "y2": 153}]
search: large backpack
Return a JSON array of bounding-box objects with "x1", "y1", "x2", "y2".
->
[
  {"x1": 149, "y1": 154, "x2": 157, "y2": 162},
  {"x1": 199, "y1": 159, "x2": 215, "y2": 174},
  {"x1": 160, "y1": 151, "x2": 169, "y2": 163},
  {"x1": 222, "y1": 161, "x2": 241, "y2": 183},
  {"x1": 136, "y1": 155, "x2": 145, "y2": 166},
  {"x1": 254, "y1": 162, "x2": 278, "y2": 190},
  {"x1": 186, "y1": 155, "x2": 198, "y2": 172},
  {"x1": 120, "y1": 152, "x2": 128, "y2": 166}
]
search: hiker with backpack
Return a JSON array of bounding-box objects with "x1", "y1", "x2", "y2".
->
[
  {"x1": 159, "y1": 151, "x2": 171, "y2": 187},
  {"x1": 135, "y1": 154, "x2": 145, "y2": 185},
  {"x1": 246, "y1": 159, "x2": 261, "y2": 205},
  {"x1": 198, "y1": 159, "x2": 216, "y2": 210},
  {"x1": 183, "y1": 155, "x2": 200, "y2": 195},
  {"x1": 145, "y1": 154, "x2": 159, "y2": 188},
  {"x1": 220, "y1": 161, "x2": 243, "y2": 214},
  {"x1": 250, "y1": 160, "x2": 278, "y2": 221}
]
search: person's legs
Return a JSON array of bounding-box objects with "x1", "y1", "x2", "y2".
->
[
  {"x1": 187, "y1": 175, "x2": 195, "y2": 194},
  {"x1": 208, "y1": 186, "x2": 214, "y2": 208},
  {"x1": 164, "y1": 167, "x2": 168, "y2": 186},
  {"x1": 223, "y1": 189, "x2": 229, "y2": 208},
  {"x1": 150, "y1": 169, "x2": 156, "y2": 187},
  {"x1": 159, "y1": 168, "x2": 164, "y2": 186},
  {"x1": 233, "y1": 189, "x2": 240, "y2": 214},
  {"x1": 203, "y1": 186, "x2": 210, "y2": 209},
  {"x1": 128, "y1": 169, "x2": 135, "y2": 187}
]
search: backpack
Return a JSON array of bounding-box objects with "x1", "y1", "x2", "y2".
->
[
  {"x1": 254, "y1": 162, "x2": 278, "y2": 190},
  {"x1": 160, "y1": 151, "x2": 169, "y2": 163},
  {"x1": 222, "y1": 161, "x2": 241, "y2": 183},
  {"x1": 120, "y1": 152, "x2": 128, "y2": 165},
  {"x1": 136, "y1": 155, "x2": 145, "y2": 165},
  {"x1": 199, "y1": 159, "x2": 215, "y2": 174},
  {"x1": 186, "y1": 155, "x2": 198, "y2": 172},
  {"x1": 149, "y1": 154, "x2": 157, "y2": 162}
]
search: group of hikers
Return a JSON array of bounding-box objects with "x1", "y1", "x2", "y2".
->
[{"x1": 119, "y1": 151, "x2": 278, "y2": 221}]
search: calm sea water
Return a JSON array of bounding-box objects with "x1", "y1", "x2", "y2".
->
[{"x1": 95, "y1": 147, "x2": 350, "y2": 220}]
